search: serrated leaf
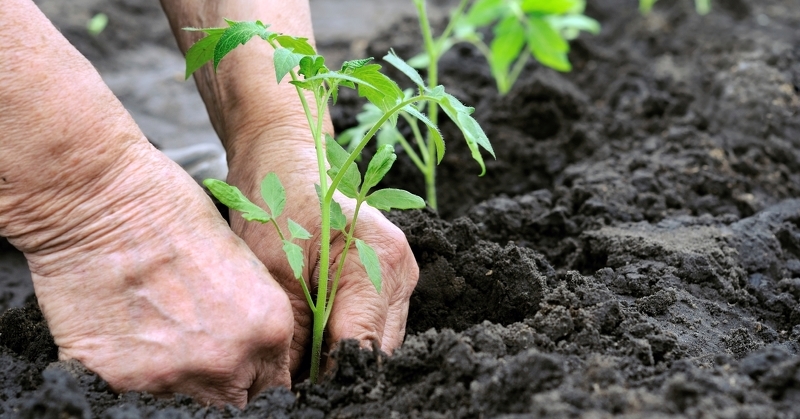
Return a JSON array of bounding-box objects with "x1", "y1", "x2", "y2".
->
[
  {"x1": 350, "y1": 64, "x2": 404, "y2": 113},
  {"x1": 282, "y1": 240, "x2": 305, "y2": 279},
  {"x1": 260, "y1": 172, "x2": 286, "y2": 219},
  {"x1": 366, "y1": 188, "x2": 425, "y2": 211},
  {"x1": 437, "y1": 93, "x2": 494, "y2": 175},
  {"x1": 299, "y1": 71, "x2": 376, "y2": 90},
  {"x1": 526, "y1": 16, "x2": 571, "y2": 72},
  {"x1": 383, "y1": 51, "x2": 425, "y2": 88},
  {"x1": 363, "y1": 144, "x2": 396, "y2": 192},
  {"x1": 299, "y1": 55, "x2": 325, "y2": 78},
  {"x1": 341, "y1": 57, "x2": 373, "y2": 72},
  {"x1": 288, "y1": 219, "x2": 312, "y2": 240},
  {"x1": 355, "y1": 239, "x2": 382, "y2": 293},
  {"x1": 273, "y1": 48, "x2": 306, "y2": 83},
  {"x1": 330, "y1": 199, "x2": 347, "y2": 231},
  {"x1": 203, "y1": 179, "x2": 271, "y2": 222},
  {"x1": 214, "y1": 21, "x2": 272, "y2": 70},
  {"x1": 521, "y1": 0, "x2": 578, "y2": 14},
  {"x1": 325, "y1": 135, "x2": 361, "y2": 199},
  {"x1": 275, "y1": 35, "x2": 316, "y2": 55},
  {"x1": 402, "y1": 105, "x2": 445, "y2": 163},
  {"x1": 184, "y1": 30, "x2": 225, "y2": 79}
]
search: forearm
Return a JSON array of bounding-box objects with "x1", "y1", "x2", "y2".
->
[
  {"x1": 159, "y1": 0, "x2": 333, "y2": 167},
  {"x1": 0, "y1": 0, "x2": 149, "y2": 251}
]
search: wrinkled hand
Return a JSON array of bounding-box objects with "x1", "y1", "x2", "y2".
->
[
  {"x1": 19, "y1": 143, "x2": 296, "y2": 408},
  {"x1": 227, "y1": 137, "x2": 419, "y2": 377}
]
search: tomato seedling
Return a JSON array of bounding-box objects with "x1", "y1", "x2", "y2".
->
[
  {"x1": 339, "y1": 0, "x2": 598, "y2": 209},
  {"x1": 183, "y1": 19, "x2": 493, "y2": 382}
]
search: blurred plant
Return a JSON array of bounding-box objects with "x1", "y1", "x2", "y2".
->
[
  {"x1": 340, "y1": 0, "x2": 596, "y2": 209},
  {"x1": 86, "y1": 13, "x2": 108, "y2": 36},
  {"x1": 640, "y1": 0, "x2": 711, "y2": 15}
]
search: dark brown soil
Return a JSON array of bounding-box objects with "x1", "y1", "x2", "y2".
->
[{"x1": 2, "y1": 0, "x2": 800, "y2": 417}]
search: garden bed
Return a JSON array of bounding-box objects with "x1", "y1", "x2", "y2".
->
[{"x1": 2, "y1": 0, "x2": 800, "y2": 417}]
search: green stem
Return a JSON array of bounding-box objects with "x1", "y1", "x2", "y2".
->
[
  {"x1": 395, "y1": 131, "x2": 427, "y2": 175},
  {"x1": 504, "y1": 53, "x2": 529, "y2": 95},
  {"x1": 399, "y1": 112, "x2": 428, "y2": 168},
  {"x1": 308, "y1": 87, "x2": 335, "y2": 383},
  {"x1": 326, "y1": 96, "x2": 429, "y2": 202},
  {"x1": 414, "y1": 0, "x2": 441, "y2": 210},
  {"x1": 323, "y1": 197, "x2": 364, "y2": 325}
]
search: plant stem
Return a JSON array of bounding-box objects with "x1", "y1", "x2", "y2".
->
[
  {"x1": 415, "y1": 0, "x2": 440, "y2": 210},
  {"x1": 327, "y1": 96, "x2": 429, "y2": 201},
  {"x1": 323, "y1": 197, "x2": 364, "y2": 325},
  {"x1": 309, "y1": 87, "x2": 334, "y2": 384}
]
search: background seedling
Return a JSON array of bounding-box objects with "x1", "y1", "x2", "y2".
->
[
  {"x1": 339, "y1": 0, "x2": 598, "y2": 209},
  {"x1": 184, "y1": 19, "x2": 493, "y2": 382}
]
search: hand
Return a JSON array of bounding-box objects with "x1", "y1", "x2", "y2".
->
[
  {"x1": 1, "y1": 0, "x2": 296, "y2": 407},
  {"x1": 227, "y1": 134, "x2": 419, "y2": 377}
]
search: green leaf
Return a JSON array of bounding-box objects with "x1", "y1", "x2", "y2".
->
[
  {"x1": 350, "y1": 64, "x2": 404, "y2": 113},
  {"x1": 521, "y1": 0, "x2": 578, "y2": 14},
  {"x1": 260, "y1": 172, "x2": 286, "y2": 219},
  {"x1": 282, "y1": 240, "x2": 305, "y2": 279},
  {"x1": 184, "y1": 30, "x2": 225, "y2": 79},
  {"x1": 330, "y1": 199, "x2": 347, "y2": 231},
  {"x1": 288, "y1": 219, "x2": 312, "y2": 240},
  {"x1": 366, "y1": 188, "x2": 426, "y2": 211},
  {"x1": 203, "y1": 179, "x2": 271, "y2": 222},
  {"x1": 526, "y1": 15, "x2": 571, "y2": 72},
  {"x1": 363, "y1": 144, "x2": 396, "y2": 192},
  {"x1": 465, "y1": 0, "x2": 506, "y2": 26},
  {"x1": 275, "y1": 34, "x2": 316, "y2": 55},
  {"x1": 341, "y1": 57, "x2": 373, "y2": 72},
  {"x1": 489, "y1": 15, "x2": 526, "y2": 92},
  {"x1": 325, "y1": 135, "x2": 361, "y2": 199},
  {"x1": 299, "y1": 55, "x2": 325, "y2": 78},
  {"x1": 382, "y1": 51, "x2": 425, "y2": 88},
  {"x1": 437, "y1": 92, "x2": 494, "y2": 175},
  {"x1": 639, "y1": 0, "x2": 658, "y2": 14},
  {"x1": 297, "y1": 71, "x2": 376, "y2": 90},
  {"x1": 273, "y1": 48, "x2": 306, "y2": 83},
  {"x1": 547, "y1": 14, "x2": 601, "y2": 40},
  {"x1": 213, "y1": 21, "x2": 272, "y2": 70},
  {"x1": 355, "y1": 239, "x2": 382, "y2": 293},
  {"x1": 402, "y1": 105, "x2": 445, "y2": 163}
]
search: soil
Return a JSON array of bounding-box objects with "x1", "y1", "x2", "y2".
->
[{"x1": 2, "y1": 0, "x2": 800, "y2": 417}]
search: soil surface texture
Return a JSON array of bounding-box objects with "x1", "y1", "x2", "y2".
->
[{"x1": 2, "y1": 0, "x2": 800, "y2": 417}]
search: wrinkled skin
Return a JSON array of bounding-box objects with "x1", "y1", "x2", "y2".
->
[{"x1": 0, "y1": 0, "x2": 418, "y2": 407}]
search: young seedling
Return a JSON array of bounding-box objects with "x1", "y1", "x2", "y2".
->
[
  {"x1": 640, "y1": 0, "x2": 711, "y2": 15},
  {"x1": 339, "y1": 0, "x2": 598, "y2": 209},
  {"x1": 183, "y1": 19, "x2": 493, "y2": 383}
]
